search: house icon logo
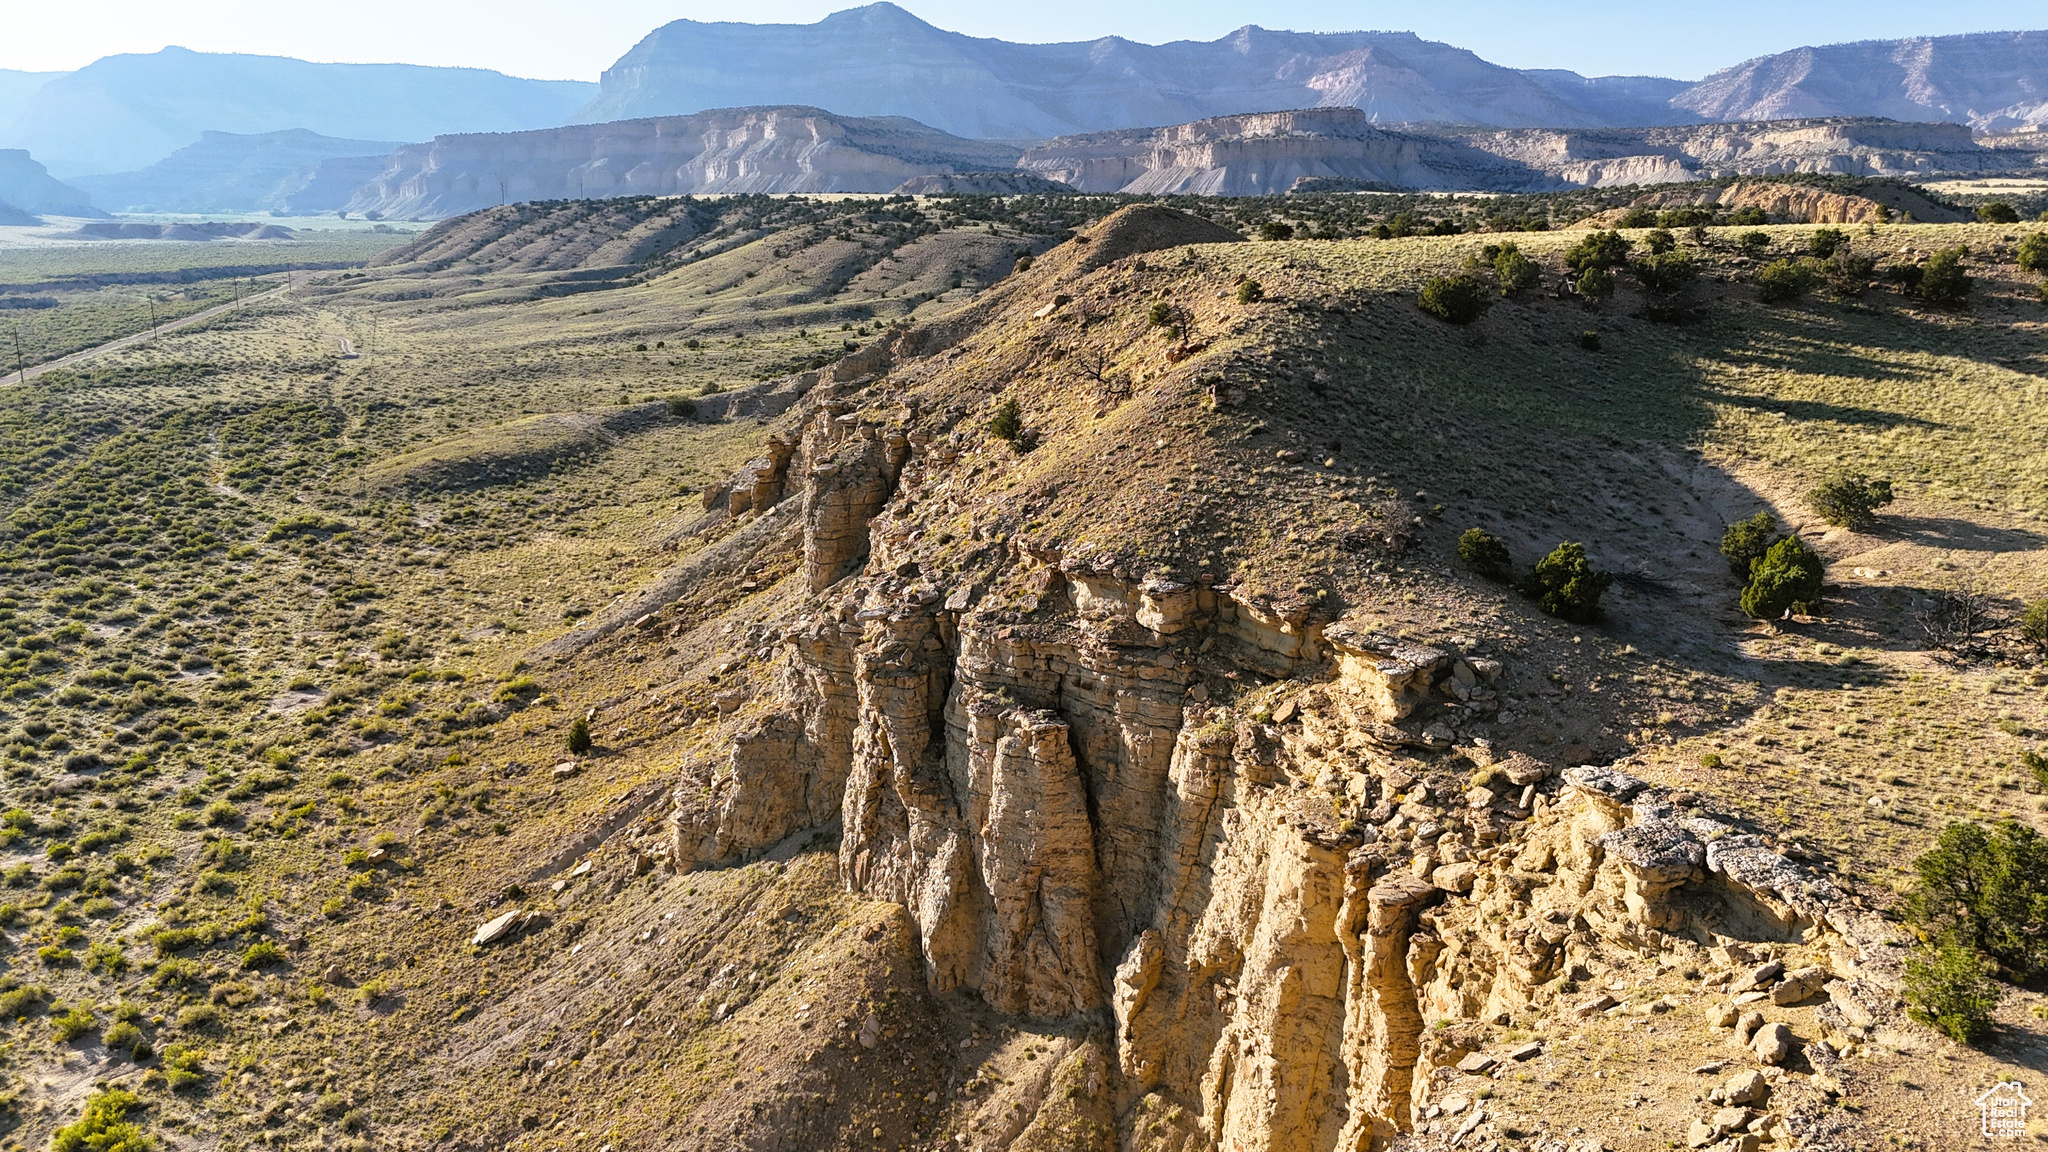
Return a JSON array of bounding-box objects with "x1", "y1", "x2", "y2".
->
[{"x1": 1978, "y1": 1081, "x2": 2032, "y2": 1139}]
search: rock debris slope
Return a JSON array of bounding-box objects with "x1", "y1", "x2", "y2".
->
[{"x1": 541, "y1": 206, "x2": 1917, "y2": 1151}]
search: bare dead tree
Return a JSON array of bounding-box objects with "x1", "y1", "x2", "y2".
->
[{"x1": 1917, "y1": 580, "x2": 1998, "y2": 658}]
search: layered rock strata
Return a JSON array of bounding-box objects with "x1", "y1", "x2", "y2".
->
[{"x1": 661, "y1": 364, "x2": 1898, "y2": 1149}]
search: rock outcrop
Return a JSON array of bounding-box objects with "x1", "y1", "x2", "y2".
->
[
  {"x1": 343, "y1": 106, "x2": 1026, "y2": 219},
  {"x1": 651, "y1": 206, "x2": 1904, "y2": 1150},
  {"x1": 0, "y1": 149, "x2": 99, "y2": 218},
  {"x1": 1020, "y1": 110, "x2": 2033, "y2": 196}
]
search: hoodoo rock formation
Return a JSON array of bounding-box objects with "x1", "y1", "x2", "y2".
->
[{"x1": 631, "y1": 205, "x2": 1913, "y2": 1148}]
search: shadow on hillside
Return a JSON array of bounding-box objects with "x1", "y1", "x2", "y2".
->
[
  {"x1": 1261, "y1": 276, "x2": 2048, "y2": 757},
  {"x1": 1868, "y1": 515, "x2": 2048, "y2": 554},
  {"x1": 1699, "y1": 389, "x2": 1941, "y2": 430}
]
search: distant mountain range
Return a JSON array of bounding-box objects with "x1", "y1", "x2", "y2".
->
[
  {"x1": 0, "y1": 48, "x2": 592, "y2": 177},
  {"x1": 578, "y1": 4, "x2": 1693, "y2": 138},
  {"x1": 3, "y1": 7, "x2": 2048, "y2": 218},
  {"x1": 70, "y1": 130, "x2": 404, "y2": 214},
  {"x1": 581, "y1": 6, "x2": 2048, "y2": 138},
  {"x1": 0, "y1": 149, "x2": 100, "y2": 219}
]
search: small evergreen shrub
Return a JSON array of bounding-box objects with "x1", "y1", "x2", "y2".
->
[
  {"x1": 1457, "y1": 528, "x2": 1514, "y2": 583},
  {"x1": 988, "y1": 397, "x2": 1024, "y2": 443},
  {"x1": 1727, "y1": 207, "x2": 1769, "y2": 226},
  {"x1": 2021, "y1": 598, "x2": 2048, "y2": 661},
  {"x1": 1418, "y1": 275, "x2": 1492, "y2": 324},
  {"x1": 665, "y1": 396, "x2": 696, "y2": 419},
  {"x1": 1576, "y1": 330, "x2": 1601, "y2": 351},
  {"x1": 565, "y1": 716, "x2": 592, "y2": 755},
  {"x1": 2017, "y1": 232, "x2": 2048, "y2": 275},
  {"x1": 1719, "y1": 511, "x2": 1781, "y2": 579},
  {"x1": 1492, "y1": 244, "x2": 1540, "y2": 294},
  {"x1": 1978, "y1": 201, "x2": 2021, "y2": 224},
  {"x1": 1808, "y1": 228, "x2": 1848, "y2": 258},
  {"x1": 1641, "y1": 228, "x2": 1677, "y2": 255},
  {"x1": 1915, "y1": 246, "x2": 1973, "y2": 305},
  {"x1": 1807, "y1": 474, "x2": 1894, "y2": 528},
  {"x1": 1633, "y1": 248, "x2": 1698, "y2": 294},
  {"x1": 1740, "y1": 536, "x2": 1824, "y2": 620},
  {"x1": 1616, "y1": 207, "x2": 1656, "y2": 229},
  {"x1": 1903, "y1": 935, "x2": 2000, "y2": 1044},
  {"x1": 1575, "y1": 266, "x2": 1615, "y2": 300},
  {"x1": 1234, "y1": 279, "x2": 1264, "y2": 304},
  {"x1": 1523, "y1": 542, "x2": 1612, "y2": 623},
  {"x1": 1907, "y1": 819, "x2": 2048, "y2": 979},
  {"x1": 1257, "y1": 221, "x2": 1294, "y2": 241},
  {"x1": 1755, "y1": 258, "x2": 1814, "y2": 303},
  {"x1": 1563, "y1": 230, "x2": 1631, "y2": 273},
  {"x1": 1737, "y1": 230, "x2": 1771, "y2": 257}
]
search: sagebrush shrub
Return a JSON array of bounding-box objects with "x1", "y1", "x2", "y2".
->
[{"x1": 2021, "y1": 598, "x2": 2048, "y2": 661}]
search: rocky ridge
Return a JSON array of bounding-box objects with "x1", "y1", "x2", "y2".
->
[
  {"x1": 1018, "y1": 110, "x2": 2039, "y2": 195},
  {"x1": 546, "y1": 206, "x2": 1915, "y2": 1151}
]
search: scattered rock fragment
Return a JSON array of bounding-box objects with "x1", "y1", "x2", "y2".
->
[
  {"x1": 1750, "y1": 1022, "x2": 1794, "y2": 1066},
  {"x1": 474, "y1": 909, "x2": 523, "y2": 947},
  {"x1": 1723, "y1": 1069, "x2": 1769, "y2": 1106},
  {"x1": 1770, "y1": 965, "x2": 1828, "y2": 1005}
]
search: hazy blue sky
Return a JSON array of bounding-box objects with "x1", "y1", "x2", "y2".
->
[{"x1": 6, "y1": 0, "x2": 2044, "y2": 81}]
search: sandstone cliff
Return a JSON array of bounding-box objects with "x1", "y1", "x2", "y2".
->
[
  {"x1": 577, "y1": 205, "x2": 1912, "y2": 1150},
  {"x1": 343, "y1": 106, "x2": 1026, "y2": 219},
  {"x1": 1019, "y1": 110, "x2": 2036, "y2": 195}
]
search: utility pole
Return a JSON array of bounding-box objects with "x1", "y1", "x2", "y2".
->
[
  {"x1": 11, "y1": 325, "x2": 22, "y2": 384},
  {"x1": 147, "y1": 297, "x2": 158, "y2": 341}
]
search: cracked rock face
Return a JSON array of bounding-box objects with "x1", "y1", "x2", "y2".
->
[{"x1": 654, "y1": 370, "x2": 1894, "y2": 1151}]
